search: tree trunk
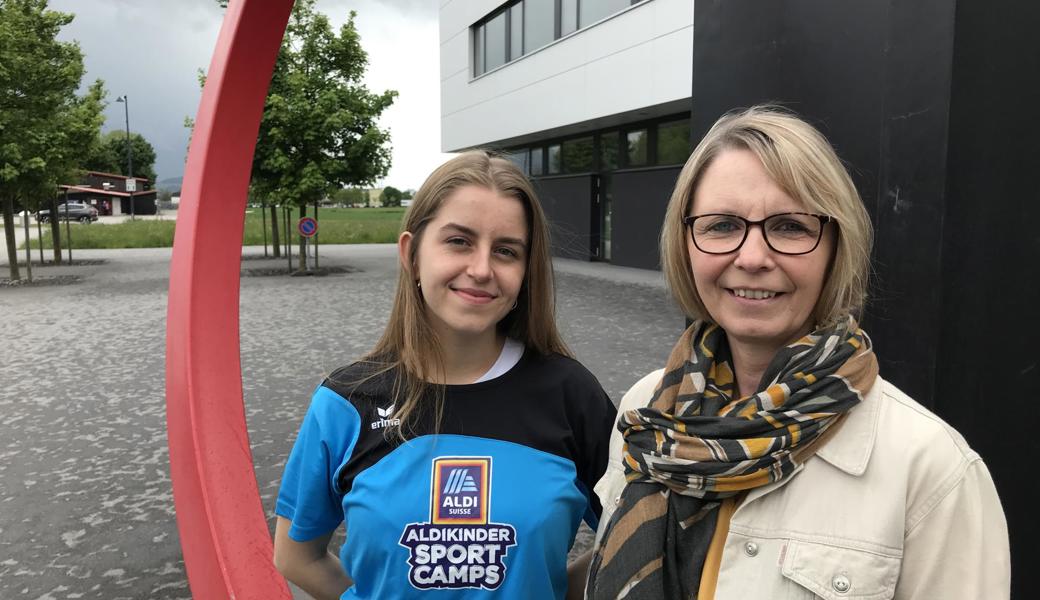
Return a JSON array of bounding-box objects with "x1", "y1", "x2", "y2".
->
[
  {"x1": 261, "y1": 202, "x2": 268, "y2": 257},
  {"x1": 2, "y1": 196, "x2": 20, "y2": 280},
  {"x1": 269, "y1": 205, "x2": 280, "y2": 258},
  {"x1": 22, "y1": 208, "x2": 33, "y2": 282},
  {"x1": 36, "y1": 215, "x2": 44, "y2": 263},
  {"x1": 50, "y1": 197, "x2": 63, "y2": 264},
  {"x1": 297, "y1": 204, "x2": 308, "y2": 272}
]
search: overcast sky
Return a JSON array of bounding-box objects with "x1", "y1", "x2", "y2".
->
[{"x1": 49, "y1": 0, "x2": 451, "y2": 190}]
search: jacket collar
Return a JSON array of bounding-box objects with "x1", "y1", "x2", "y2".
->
[{"x1": 814, "y1": 375, "x2": 882, "y2": 476}]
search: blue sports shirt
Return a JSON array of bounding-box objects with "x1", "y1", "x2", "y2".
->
[{"x1": 276, "y1": 351, "x2": 617, "y2": 599}]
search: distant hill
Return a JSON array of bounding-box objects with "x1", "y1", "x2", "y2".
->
[{"x1": 156, "y1": 176, "x2": 183, "y2": 193}]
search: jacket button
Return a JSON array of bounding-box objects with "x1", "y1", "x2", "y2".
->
[
  {"x1": 832, "y1": 574, "x2": 851, "y2": 593},
  {"x1": 743, "y1": 541, "x2": 759, "y2": 557}
]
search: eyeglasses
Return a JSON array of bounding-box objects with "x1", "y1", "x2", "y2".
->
[{"x1": 682, "y1": 212, "x2": 833, "y2": 255}]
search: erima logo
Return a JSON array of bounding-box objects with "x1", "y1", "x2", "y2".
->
[
  {"x1": 371, "y1": 404, "x2": 401, "y2": 429},
  {"x1": 443, "y1": 469, "x2": 479, "y2": 494}
]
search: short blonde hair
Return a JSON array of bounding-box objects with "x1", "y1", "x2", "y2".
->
[{"x1": 660, "y1": 106, "x2": 873, "y2": 325}]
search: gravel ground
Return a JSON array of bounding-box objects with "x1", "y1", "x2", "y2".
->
[{"x1": 0, "y1": 245, "x2": 682, "y2": 599}]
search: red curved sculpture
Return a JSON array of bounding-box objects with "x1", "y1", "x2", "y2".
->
[{"x1": 165, "y1": 1, "x2": 295, "y2": 597}]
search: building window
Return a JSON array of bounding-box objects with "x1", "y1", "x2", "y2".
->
[
  {"x1": 509, "y1": 3, "x2": 523, "y2": 60},
  {"x1": 474, "y1": 25, "x2": 485, "y2": 75},
  {"x1": 547, "y1": 144, "x2": 562, "y2": 174},
  {"x1": 530, "y1": 146, "x2": 544, "y2": 175},
  {"x1": 562, "y1": 136, "x2": 594, "y2": 173},
  {"x1": 485, "y1": 11, "x2": 508, "y2": 72},
  {"x1": 561, "y1": 0, "x2": 578, "y2": 36},
  {"x1": 600, "y1": 131, "x2": 620, "y2": 171},
  {"x1": 580, "y1": 0, "x2": 634, "y2": 28},
  {"x1": 626, "y1": 129, "x2": 648, "y2": 166},
  {"x1": 506, "y1": 148, "x2": 529, "y2": 173},
  {"x1": 657, "y1": 119, "x2": 691, "y2": 165},
  {"x1": 473, "y1": 0, "x2": 643, "y2": 77},
  {"x1": 523, "y1": 0, "x2": 554, "y2": 54}
]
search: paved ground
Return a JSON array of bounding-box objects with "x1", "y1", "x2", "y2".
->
[{"x1": 0, "y1": 245, "x2": 682, "y2": 599}]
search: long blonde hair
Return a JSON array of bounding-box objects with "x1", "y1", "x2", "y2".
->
[
  {"x1": 354, "y1": 150, "x2": 571, "y2": 436},
  {"x1": 660, "y1": 105, "x2": 874, "y2": 326}
]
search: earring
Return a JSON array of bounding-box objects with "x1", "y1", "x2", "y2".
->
[
  {"x1": 416, "y1": 280, "x2": 421, "y2": 289},
  {"x1": 512, "y1": 300, "x2": 518, "y2": 310}
]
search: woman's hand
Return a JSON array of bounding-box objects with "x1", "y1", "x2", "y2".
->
[{"x1": 273, "y1": 516, "x2": 352, "y2": 600}]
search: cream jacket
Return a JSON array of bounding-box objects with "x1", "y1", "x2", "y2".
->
[{"x1": 594, "y1": 371, "x2": 1011, "y2": 599}]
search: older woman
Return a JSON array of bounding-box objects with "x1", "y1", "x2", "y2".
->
[{"x1": 586, "y1": 107, "x2": 1010, "y2": 599}]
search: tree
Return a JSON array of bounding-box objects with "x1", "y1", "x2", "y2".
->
[
  {"x1": 46, "y1": 78, "x2": 107, "y2": 263},
  {"x1": 334, "y1": 187, "x2": 366, "y2": 206},
  {"x1": 85, "y1": 130, "x2": 158, "y2": 183},
  {"x1": 379, "y1": 185, "x2": 403, "y2": 207},
  {"x1": 0, "y1": 0, "x2": 101, "y2": 280},
  {"x1": 242, "y1": 0, "x2": 396, "y2": 271}
]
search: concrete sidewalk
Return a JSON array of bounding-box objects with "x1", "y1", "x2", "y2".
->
[{"x1": 0, "y1": 244, "x2": 682, "y2": 600}]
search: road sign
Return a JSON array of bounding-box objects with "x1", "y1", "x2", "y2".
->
[{"x1": 297, "y1": 216, "x2": 317, "y2": 238}]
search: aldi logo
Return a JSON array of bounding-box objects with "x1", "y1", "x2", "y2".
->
[
  {"x1": 399, "y1": 456, "x2": 517, "y2": 590},
  {"x1": 432, "y1": 458, "x2": 489, "y2": 524}
]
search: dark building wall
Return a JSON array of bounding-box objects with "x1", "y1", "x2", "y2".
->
[
  {"x1": 611, "y1": 166, "x2": 681, "y2": 270},
  {"x1": 936, "y1": 0, "x2": 1040, "y2": 591},
  {"x1": 692, "y1": 0, "x2": 1036, "y2": 593},
  {"x1": 692, "y1": 0, "x2": 955, "y2": 405},
  {"x1": 534, "y1": 175, "x2": 596, "y2": 260}
]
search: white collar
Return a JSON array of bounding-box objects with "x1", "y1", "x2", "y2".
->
[{"x1": 473, "y1": 338, "x2": 524, "y2": 383}]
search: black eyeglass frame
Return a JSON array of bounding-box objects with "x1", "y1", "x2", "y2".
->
[{"x1": 682, "y1": 212, "x2": 834, "y2": 255}]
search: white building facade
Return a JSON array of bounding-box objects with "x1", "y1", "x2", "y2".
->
[{"x1": 440, "y1": 0, "x2": 694, "y2": 268}]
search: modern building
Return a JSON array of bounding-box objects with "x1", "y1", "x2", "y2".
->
[
  {"x1": 59, "y1": 171, "x2": 157, "y2": 216},
  {"x1": 441, "y1": 1, "x2": 1037, "y2": 593},
  {"x1": 440, "y1": 0, "x2": 692, "y2": 269}
]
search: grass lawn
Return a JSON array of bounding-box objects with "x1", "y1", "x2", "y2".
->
[{"x1": 22, "y1": 207, "x2": 406, "y2": 250}]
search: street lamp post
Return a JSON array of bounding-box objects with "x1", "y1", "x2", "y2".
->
[{"x1": 115, "y1": 95, "x2": 135, "y2": 220}]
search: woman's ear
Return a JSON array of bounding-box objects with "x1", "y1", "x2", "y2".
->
[{"x1": 398, "y1": 231, "x2": 416, "y2": 278}]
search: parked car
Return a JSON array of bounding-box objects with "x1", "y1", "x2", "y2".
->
[{"x1": 37, "y1": 202, "x2": 99, "y2": 223}]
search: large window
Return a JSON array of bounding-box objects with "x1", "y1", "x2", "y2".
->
[
  {"x1": 657, "y1": 119, "x2": 690, "y2": 165},
  {"x1": 523, "y1": 0, "x2": 554, "y2": 55},
  {"x1": 580, "y1": 0, "x2": 632, "y2": 28},
  {"x1": 562, "y1": 136, "x2": 594, "y2": 173},
  {"x1": 505, "y1": 114, "x2": 689, "y2": 178},
  {"x1": 473, "y1": 0, "x2": 644, "y2": 77},
  {"x1": 485, "y1": 11, "x2": 507, "y2": 72},
  {"x1": 530, "y1": 146, "x2": 544, "y2": 175},
  {"x1": 547, "y1": 144, "x2": 562, "y2": 174},
  {"x1": 626, "y1": 129, "x2": 648, "y2": 166},
  {"x1": 600, "y1": 131, "x2": 620, "y2": 171}
]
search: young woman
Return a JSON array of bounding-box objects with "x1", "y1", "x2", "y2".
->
[
  {"x1": 587, "y1": 106, "x2": 1010, "y2": 599},
  {"x1": 274, "y1": 151, "x2": 616, "y2": 599}
]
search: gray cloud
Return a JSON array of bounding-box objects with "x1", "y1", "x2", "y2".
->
[{"x1": 47, "y1": 0, "x2": 447, "y2": 188}]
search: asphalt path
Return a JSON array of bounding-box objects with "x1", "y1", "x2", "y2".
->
[{"x1": 0, "y1": 245, "x2": 682, "y2": 599}]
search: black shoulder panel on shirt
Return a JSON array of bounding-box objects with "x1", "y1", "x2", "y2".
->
[{"x1": 322, "y1": 351, "x2": 615, "y2": 499}]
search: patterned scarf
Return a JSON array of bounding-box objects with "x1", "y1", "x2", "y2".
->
[{"x1": 586, "y1": 317, "x2": 879, "y2": 599}]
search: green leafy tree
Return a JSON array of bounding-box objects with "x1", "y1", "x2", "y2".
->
[
  {"x1": 248, "y1": 0, "x2": 396, "y2": 271},
  {"x1": 85, "y1": 130, "x2": 158, "y2": 183},
  {"x1": 380, "y1": 185, "x2": 403, "y2": 207},
  {"x1": 45, "y1": 78, "x2": 107, "y2": 263},
  {"x1": 334, "y1": 187, "x2": 367, "y2": 206},
  {"x1": 1, "y1": 0, "x2": 103, "y2": 279}
]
